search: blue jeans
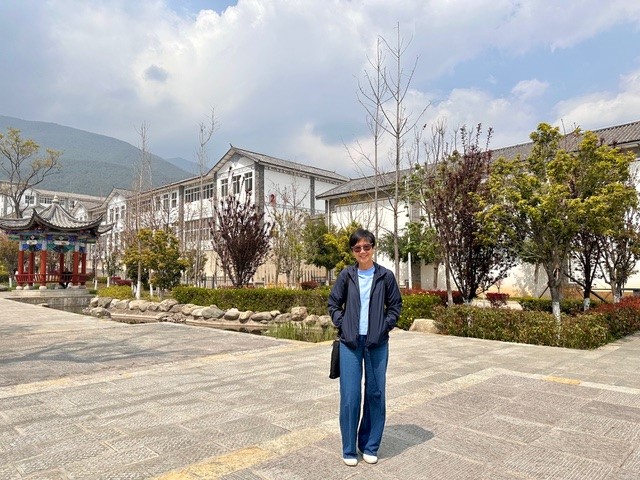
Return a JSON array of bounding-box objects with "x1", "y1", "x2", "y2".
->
[{"x1": 339, "y1": 335, "x2": 388, "y2": 459}]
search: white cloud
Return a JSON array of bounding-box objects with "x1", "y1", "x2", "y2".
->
[
  {"x1": 1, "y1": 0, "x2": 640, "y2": 176},
  {"x1": 553, "y1": 69, "x2": 640, "y2": 131},
  {"x1": 511, "y1": 79, "x2": 549, "y2": 100}
]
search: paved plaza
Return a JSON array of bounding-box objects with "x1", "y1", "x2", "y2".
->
[{"x1": 0, "y1": 296, "x2": 639, "y2": 479}]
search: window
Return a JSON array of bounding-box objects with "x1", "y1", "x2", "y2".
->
[
  {"x1": 115, "y1": 207, "x2": 120, "y2": 222},
  {"x1": 69, "y1": 200, "x2": 76, "y2": 208},
  {"x1": 244, "y1": 172, "x2": 253, "y2": 192},
  {"x1": 40, "y1": 196, "x2": 53, "y2": 205},
  {"x1": 162, "y1": 193, "x2": 169, "y2": 210},
  {"x1": 171, "y1": 192, "x2": 177, "y2": 208},
  {"x1": 232, "y1": 175, "x2": 241, "y2": 195},
  {"x1": 203, "y1": 183, "x2": 214, "y2": 199},
  {"x1": 184, "y1": 187, "x2": 201, "y2": 203},
  {"x1": 120, "y1": 205, "x2": 125, "y2": 220},
  {"x1": 24, "y1": 195, "x2": 35, "y2": 205},
  {"x1": 221, "y1": 178, "x2": 228, "y2": 197},
  {"x1": 109, "y1": 208, "x2": 114, "y2": 223}
]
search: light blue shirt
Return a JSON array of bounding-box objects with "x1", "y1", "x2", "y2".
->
[{"x1": 358, "y1": 266, "x2": 375, "y2": 335}]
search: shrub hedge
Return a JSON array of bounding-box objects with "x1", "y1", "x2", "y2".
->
[
  {"x1": 172, "y1": 285, "x2": 330, "y2": 315},
  {"x1": 517, "y1": 297, "x2": 600, "y2": 315},
  {"x1": 99, "y1": 285, "x2": 135, "y2": 300},
  {"x1": 397, "y1": 294, "x2": 442, "y2": 330},
  {"x1": 433, "y1": 305, "x2": 612, "y2": 349}
]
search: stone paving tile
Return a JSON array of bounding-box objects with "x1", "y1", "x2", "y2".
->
[
  {"x1": 531, "y1": 428, "x2": 633, "y2": 465},
  {"x1": 214, "y1": 423, "x2": 291, "y2": 451},
  {"x1": 0, "y1": 463, "x2": 21, "y2": 479},
  {"x1": 462, "y1": 413, "x2": 549, "y2": 444},
  {"x1": 380, "y1": 445, "x2": 489, "y2": 479},
  {"x1": 137, "y1": 441, "x2": 228, "y2": 477},
  {"x1": 580, "y1": 400, "x2": 640, "y2": 423},
  {"x1": 428, "y1": 425, "x2": 523, "y2": 464},
  {"x1": 501, "y1": 444, "x2": 614, "y2": 479}
]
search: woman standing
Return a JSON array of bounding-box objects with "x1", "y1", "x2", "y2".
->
[{"x1": 328, "y1": 228, "x2": 402, "y2": 466}]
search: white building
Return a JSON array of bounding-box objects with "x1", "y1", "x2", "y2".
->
[{"x1": 88, "y1": 146, "x2": 349, "y2": 285}]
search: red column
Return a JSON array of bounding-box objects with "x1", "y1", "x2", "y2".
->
[
  {"x1": 72, "y1": 251, "x2": 79, "y2": 286},
  {"x1": 17, "y1": 249, "x2": 24, "y2": 287},
  {"x1": 81, "y1": 251, "x2": 87, "y2": 287},
  {"x1": 28, "y1": 251, "x2": 35, "y2": 287},
  {"x1": 59, "y1": 252, "x2": 65, "y2": 285},
  {"x1": 39, "y1": 249, "x2": 48, "y2": 288}
]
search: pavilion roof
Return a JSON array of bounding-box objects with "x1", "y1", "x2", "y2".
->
[{"x1": 0, "y1": 196, "x2": 111, "y2": 237}]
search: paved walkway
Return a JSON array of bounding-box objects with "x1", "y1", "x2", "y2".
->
[{"x1": 0, "y1": 297, "x2": 639, "y2": 479}]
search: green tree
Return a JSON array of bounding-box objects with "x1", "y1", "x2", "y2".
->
[
  {"x1": 487, "y1": 124, "x2": 636, "y2": 320},
  {"x1": 0, "y1": 128, "x2": 62, "y2": 218},
  {"x1": 210, "y1": 194, "x2": 272, "y2": 287},
  {"x1": 0, "y1": 232, "x2": 18, "y2": 278},
  {"x1": 568, "y1": 131, "x2": 637, "y2": 308},
  {"x1": 302, "y1": 217, "x2": 341, "y2": 282},
  {"x1": 123, "y1": 229, "x2": 187, "y2": 294},
  {"x1": 324, "y1": 222, "x2": 361, "y2": 274}
]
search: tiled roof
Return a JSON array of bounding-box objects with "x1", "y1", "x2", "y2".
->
[
  {"x1": 320, "y1": 120, "x2": 640, "y2": 199},
  {"x1": 231, "y1": 147, "x2": 350, "y2": 182},
  {"x1": 0, "y1": 196, "x2": 110, "y2": 234}
]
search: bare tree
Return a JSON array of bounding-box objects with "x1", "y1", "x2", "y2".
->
[
  {"x1": 378, "y1": 24, "x2": 429, "y2": 278},
  {"x1": 268, "y1": 182, "x2": 309, "y2": 287},
  {"x1": 132, "y1": 122, "x2": 152, "y2": 299},
  {"x1": 0, "y1": 128, "x2": 62, "y2": 218},
  {"x1": 194, "y1": 108, "x2": 218, "y2": 286},
  {"x1": 210, "y1": 194, "x2": 272, "y2": 287}
]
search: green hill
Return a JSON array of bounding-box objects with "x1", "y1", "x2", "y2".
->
[{"x1": 0, "y1": 115, "x2": 192, "y2": 196}]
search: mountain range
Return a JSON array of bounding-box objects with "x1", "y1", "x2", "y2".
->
[{"x1": 0, "y1": 115, "x2": 198, "y2": 197}]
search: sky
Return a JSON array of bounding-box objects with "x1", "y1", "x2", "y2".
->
[{"x1": 1, "y1": 0, "x2": 640, "y2": 178}]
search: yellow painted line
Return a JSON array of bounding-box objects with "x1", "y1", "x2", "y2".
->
[
  {"x1": 543, "y1": 375, "x2": 582, "y2": 385},
  {"x1": 156, "y1": 446, "x2": 272, "y2": 480},
  {"x1": 155, "y1": 427, "x2": 330, "y2": 480}
]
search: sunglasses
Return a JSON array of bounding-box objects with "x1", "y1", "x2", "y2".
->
[{"x1": 351, "y1": 244, "x2": 373, "y2": 253}]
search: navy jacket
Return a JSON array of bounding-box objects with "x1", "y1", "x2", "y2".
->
[{"x1": 328, "y1": 263, "x2": 402, "y2": 349}]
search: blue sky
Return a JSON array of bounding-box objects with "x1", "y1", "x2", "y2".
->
[{"x1": 1, "y1": 0, "x2": 639, "y2": 177}]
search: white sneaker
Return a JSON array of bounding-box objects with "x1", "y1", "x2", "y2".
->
[
  {"x1": 362, "y1": 453, "x2": 378, "y2": 464},
  {"x1": 343, "y1": 457, "x2": 358, "y2": 466}
]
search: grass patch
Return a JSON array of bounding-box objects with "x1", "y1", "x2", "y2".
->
[{"x1": 266, "y1": 322, "x2": 337, "y2": 342}]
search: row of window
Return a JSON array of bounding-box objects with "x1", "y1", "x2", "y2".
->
[{"x1": 24, "y1": 194, "x2": 76, "y2": 208}]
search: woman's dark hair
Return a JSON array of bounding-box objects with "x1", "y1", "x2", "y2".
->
[{"x1": 349, "y1": 228, "x2": 376, "y2": 249}]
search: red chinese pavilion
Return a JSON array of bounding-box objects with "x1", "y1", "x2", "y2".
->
[{"x1": 0, "y1": 196, "x2": 112, "y2": 290}]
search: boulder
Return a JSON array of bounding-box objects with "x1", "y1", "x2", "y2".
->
[
  {"x1": 155, "y1": 312, "x2": 170, "y2": 322},
  {"x1": 274, "y1": 313, "x2": 291, "y2": 324},
  {"x1": 224, "y1": 308, "x2": 240, "y2": 320},
  {"x1": 317, "y1": 315, "x2": 332, "y2": 328},
  {"x1": 238, "y1": 311, "x2": 253, "y2": 323},
  {"x1": 191, "y1": 308, "x2": 205, "y2": 318},
  {"x1": 251, "y1": 311, "x2": 273, "y2": 323},
  {"x1": 158, "y1": 299, "x2": 179, "y2": 312},
  {"x1": 89, "y1": 297, "x2": 100, "y2": 308},
  {"x1": 114, "y1": 300, "x2": 130, "y2": 310},
  {"x1": 147, "y1": 303, "x2": 159, "y2": 312},
  {"x1": 96, "y1": 296, "x2": 112, "y2": 308},
  {"x1": 303, "y1": 314, "x2": 320, "y2": 326},
  {"x1": 170, "y1": 304, "x2": 184, "y2": 313},
  {"x1": 409, "y1": 318, "x2": 439, "y2": 334},
  {"x1": 129, "y1": 300, "x2": 148, "y2": 311},
  {"x1": 90, "y1": 307, "x2": 111, "y2": 318},
  {"x1": 181, "y1": 304, "x2": 198, "y2": 315},
  {"x1": 204, "y1": 306, "x2": 225, "y2": 319},
  {"x1": 290, "y1": 306, "x2": 308, "y2": 322}
]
